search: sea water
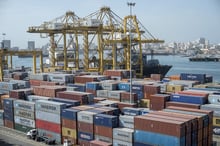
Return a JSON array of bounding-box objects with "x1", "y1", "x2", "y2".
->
[{"x1": 10, "y1": 55, "x2": 220, "y2": 82}]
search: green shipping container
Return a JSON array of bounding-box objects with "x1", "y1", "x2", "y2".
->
[{"x1": 14, "y1": 123, "x2": 34, "y2": 133}]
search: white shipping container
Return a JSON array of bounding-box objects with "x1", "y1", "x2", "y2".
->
[
  {"x1": 35, "y1": 100, "x2": 66, "y2": 114},
  {"x1": 14, "y1": 116, "x2": 35, "y2": 128},
  {"x1": 101, "y1": 81, "x2": 118, "y2": 90},
  {"x1": 38, "y1": 128, "x2": 62, "y2": 144},
  {"x1": 108, "y1": 90, "x2": 125, "y2": 99},
  {"x1": 95, "y1": 134, "x2": 113, "y2": 143},
  {"x1": 208, "y1": 94, "x2": 220, "y2": 104},
  {"x1": 97, "y1": 90, "x2": 108, "y2": 97},
  {"x1": 27, "y1": 95, "x2": 51, "y2": 102},
  {"x1": 14, "y1": 108, "x2": 35, "y2": 120},
  {"x1": 13, "y1": 100, "x2": 35, "y2": 112},
  {"x1": 113, "y1": 139, "x2": 133, "y2": 146},
  {"x1": 77, "y1": 111, "x2": 97, "y2": 124},
  {"x1": 35, "y1": 110, "x2": 61, "y2": 124},
  {"x1": 119, "y1": 115, "x2": 134, "y2": 129},
  {"x1": 113, "y1": 128, "x2": 134, "y2": 143}
]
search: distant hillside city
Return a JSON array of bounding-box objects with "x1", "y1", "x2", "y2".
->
[{"x1": 1, "y1": 37, "x2": 220, "y2": 57}]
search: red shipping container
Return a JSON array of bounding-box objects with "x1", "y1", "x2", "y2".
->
[
  {"x1": 177, "y1": 90, "x2": 209, "y2": 98},
  {"x1": 166, "y1": 101, "x2": 200, "y2": 109},
  {"x1": 56, "y1": 91, "x2": 88, "y2": 104},
  {"x1": 33, "y1": 86, "x2": 66, "y2": 97},
  {"x1": 4, "y1": 119, "x2": 14, "y2": 129},
  {"x1": 117, "y1": 102, "x2": 137, "y2": 112},
  {"x1": 90, "y1": 140, "x2": 112, "y2": 146},
  {"x1": 86, "y1": 89, "x2": 97, "y2": 96},
  {"x1": 62, "y1": 118, "x2": 77, "y2": 129},
  {"x1": 120, "y1": 92, "x2": 138, "y2": 103},
  {"x1": 78, "y1": 121, "x2": 94, "y2": 133},
  {"x1": 9, "y1": 90, "x2": 25, "y2": 99},
  {"x1": 30, "y1": 79, "x2": 41, "y2": 86},
  {"x1": 134, "y1": 115, "x2": 186, "y2": 137},
  {"x1": 36, "y1": 119, "x2": 61, "y2": 134},
  {"x1": 150, "y1": 94, "x2": 170, "y2": 110},
  {"x1": 74, "y1": 76, "x2": 98, "y2": 84},
  {"x1": 94, "y1": 125, "x2": 113, "y2": 138},
  {"x1": 40, "y1": 81, "x2": 59, "y2": 86}
]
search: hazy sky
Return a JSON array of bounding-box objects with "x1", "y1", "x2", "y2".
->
[{"x1": 0, "y1": 0, "x2": 220, "y2": 48}]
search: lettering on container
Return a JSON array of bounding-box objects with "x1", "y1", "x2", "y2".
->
[
  {"x1": 16, "y1": 103, "x2": 32, "y2": 110},
  {"x1": 117, "y1": 133, "x2": 129, "y2": 137},
  {"x1": 17, "y1": 110, "x2": 32, "y2": 118},
  {"x1": 81, "y1": 116, "x2": 90, "y2": 120},
  {"x1": 80, "y1": 133, "x2": 90, "y2": 139},
  {"x1": 40, "y1": 104, "x2": 56, "y2": 111}
]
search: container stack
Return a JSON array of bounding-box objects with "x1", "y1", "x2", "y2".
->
[
  {"x1": 61, "y1": 108, "x2": 80, "y2": 145},
  {"x1": 149, "y1": 94, "x2": 170, "y2": 110},
  {"x1": 33, "y1": 85, "x2": 66, "y2": 97},
  {"x1": 0, "y1": 82, "x2": 18, "y2": 94},
  {"x1": 77, "y1": 110, "x2": 98, "y2": 145},
  {"x1": 113, "y1": 128, "x2": 134, "y2": 146},
  {"x1": 94, "y1": 114, "x2": 118, "y2": 143},
  {"x1": 9, "y1": 80, "x2": 30, "y2": 89},
  {"x1": 132, "y1": 83, "x2": 144, "y2": 100},
  {"x1": 47, "y1": 73, "x2": 74, "y2": 85},
  {"x1": 13, "y1": 100, "x2": 35, "y2": 133},
  {"x1": 35, "y1": 100, "x2": 67, "y2": 144},
  {"x1": 3, "y1": 98, "x2": 16, "y2": 129},
  {"x1": 86, "y1": 82, "x2": 101, "y2": 96}
]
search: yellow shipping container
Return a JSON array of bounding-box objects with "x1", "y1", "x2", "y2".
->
[
  {"x1": 166, "y1": 84, "x2": 184, "y2": 93},
  {"x1": 213, "y1": 117, "x2": 220, "y2": 127},
  {"x1": 140, "y1": 99, "x2": 150, "y2": 108},
  {"x1": 62, "y1": 127, "x2": 77, "y2": 139}
]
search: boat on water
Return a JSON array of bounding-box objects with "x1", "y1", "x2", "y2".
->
[{"x1": 189, "y1": 55, "x2": 220, "y2": 62}]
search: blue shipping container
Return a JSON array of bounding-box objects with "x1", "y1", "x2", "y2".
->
[
  {"x1": 78, "y1": 131, "x2": 94, "y2": 141},
  {"x1": 4, "y1": 112, "x2": 14, "y2": 121},
  {"x1": 134, "y1": 130, "x2": 185, "y2": 146},
  {"x1": 94, "y1": 114, "x2": 118, "y2": 128},
  {"x1": 118, "y1": 83, "x2": 130, "y2": 92},
  {"x1": 50, "y1": 98, "x2": 80, "y2": 107},
  {"x1": 86, "y1": 82, "x2": 101, "y2": 90},
  {"x1": 67, "y1": 83, "x2": 86, "y2": 92},
  {"x1": 180, "y1": 73, "x2": 206, "y2": 83},
  {"x1": 170, "y1": 93, "x2": 207, "y2": 104},
  {"x1": 132, "y1": 84, "x2": 144, "y2": 92},
  {"x1": 100, "y1": 106, "x2": 120, "y2": 116},
  {"x1": 3, "y1": 98, "x2": 15, "y2": 108},
  {"x1": 122, "y1": 107, "x2": 142, "y2": 116},
  {"x1": 62, "y1": 108, "x2": 80, "y2": 120},
  {"x1": 133, "y1": 142, "x2": 155, "y2": 146},
  {"x1": 132, "y1": 90, "x2": 144, "y2": 100}
]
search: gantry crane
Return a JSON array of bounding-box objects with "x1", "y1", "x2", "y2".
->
[{"x1": 27, "y1": 7, "x2": 164, "y2": 77}]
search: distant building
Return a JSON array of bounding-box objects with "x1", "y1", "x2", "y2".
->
[
  {"x1": 28, "y1": 41, "x2": 35, "y2": 50},
  {"x1": 2, "y1": 40, "x2": 11, "y2": 49}
]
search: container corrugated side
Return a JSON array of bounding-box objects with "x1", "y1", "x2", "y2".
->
[
  {"x1": 14, "y1": 108, "x2": 35, "y2": 120},
  {"x1": 78, "y1": 131, "x2": 94, "y2": 141},
  {"x1": 134, "y1": 130, "x2": 185, "y2": 146},
  {"x1": 77, "y1": 111, "x2": 97, "y2": 124},
  {"x1": 62, "y1": 127, "x2": 77, "y2": 139},
  {"x1": 94, "y1": 114, "x2": 118, "y2": 128},
  {"x1": 113, "y1": 139, "x2": 133, "y2": 146},
  {"x1": 35, "y1": 100, "x2": 66, "y2": 114},
  {"x1": 208, "y1": 94, "x2": 220, "y2": 104},
  {"x1": 113, "y1": 128, "x2": 134, "y2": 143},
  {"x1": 170, "y1": 93, "x2": 207, "y2": 104},
  {"x1": 122, "y1": 107, "x2": 142, "y2": 116},
  {"x1": 200, "y1": 104, "x2": 220, "y2": 117},
  {"x1": 36, "y1": 119, "x2": 61, "y2": 133},
  {"x1": 14, "y1": 123, "x2": 34, "y2": 133},
  {"x1": 35, "y1": 110, "x2": 61, "y2": 124},
  {"x1": 119, "y1": 115, "x2": 134, "y2": 129},
  {"x1": 95, "y1": 134, "x2": 112, "y2": 143},
  {"x1": 96, "y1": 90, "x2": 108, "y2": 97},
  {"x1": 61, "y1": 108, "x2": 79, "y2": 120},
  {"x1": 13, "y1": 100, "x2": 35, "y2": 112},
  {"x1": 38, "y1": 128, "x2": 62, "y2": 144},
  {"x1": 50, "y1": 98, "x2": 80, "y2": 107},
  {"x1": 3, "y1": 98, "x2": 15, "y2": 108},
  {"x1": 107, "y1": 90, "x2": 125, "y2": 100},
  {"x1": 27, "y1": 95, "x2": 51, "y2": 102},
  {"x1": 14, "y1": 116, "x2": 35, "y2": 128}
]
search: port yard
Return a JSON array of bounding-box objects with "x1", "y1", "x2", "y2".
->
[{"x1": 0, "y1": 68, "x2": 220, "y2": 146}]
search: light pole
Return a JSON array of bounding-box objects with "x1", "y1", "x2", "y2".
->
[{"x1": 127, "y1": 2, "x2": 135, "y2": 103}]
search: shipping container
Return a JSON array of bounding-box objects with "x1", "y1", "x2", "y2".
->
[
  {"x1": 90, "y1": 140, "x2": 112, "y2": 146},
  {"x1": 94, "y1": 114, "x2": 118, "y2": 128},
  {"x1": 27, "y1": 95, "x2": 51, "y2": 102},
  {"x1": 33, "y1": 85, "x2": 66, "y2": 97},
  {"x1": 3, "y1": 110, "x2": 14, "y2": 121},
  {"x1": 180, "y1": 73, "x2": 206, "y2": 84},
  {"x1": 36, "y1": 110, "x2": 61, "y2": 124},
  {"x1": 121, "y1": 107, "x2": 142, "y2": 116},
  {"x1": 50, "y1": 98, "x2": 80, "y2": 107},
  {"x1": 35, "y1": 100, "x2": 66, "y2": 114},
  {"x1": 200, "y1": 104, "x2": 220, "y2": 117},
  {"x1": 170, "y1": 93, "x2": 208, "y2": 104},
  {"x1": 62, "y1": 108, "x2": 80, "y2": 120},
  {"x1": 99, "y1": 106, "x2": 120, "y2": 116},
  {"x1": 9, "y1": 80, "x2": 30, "y2": 88},
  {"x1": 208, "y1": 94, "x2": 220, "y2": 104},
  {"x1": 67, "y1": 83, "x2": 86, "y2": 92},
  {"x1": 0, "y1": 82, "x2": 18, "y2": 91},
  {"x1": 14, "y1": 123, "x2": 33, "y2": 133},
  {"x1": 113, "y1": 128, "x2": 134, "y2": 143},
  {"x1": 101, "y1": 81, "x2": 118, "y2": 91},
  {"x1": 94, "y1": 125, "x2": 113, "y2": 138},
  {"x1": 78, "y1": 131, "x2": 94, "y2": 141},
  {"x1": 36, "y1": 119, "x2": 61, "y2": 133},
  {"x1": 134, "y1": 130, "x2": 185, "y2": 146},
  {"x1": 3, "y1": 98, "x2": 16, "y2": 108},
  {"x1": 119, "y1": 115, "x2": 134, "y2": 129},
  {"x1": 13, "y1": 100, "x2": 35, "y2": 112},
  {"x1": 14, "y1": 108, "x2": 35, "y2": 119},
  {"x1": 14, "y1": 116, "x2": 35, "y2": 128},
  {"x1": 62, "y1": 127, "x2": 77, "y2": 139},
  {"x1": 86, "y1": 82, "x2": 101, "y2": 90},
  {"x1": 4, "y1": 119, "x2": 14, "y2": 129},
  {"x1": 29, "y1": 73, "x2": 48, "y2": 81},
  {"x1": 113, "y1": 139, "x2": 133, "y2": 146},
  {"x1": 77, "y1": 111, "x2": 97, "y2": 124},
  {"x1": 118, "y1": 82, "x2": 130, "y2": 92},
  {"x1": 62, "y1": 118, "x2": 77, "y2": 129},
  {"x1": 166, "y1": 101, "x2": 200, "y2": 109},
  {"x1": 78, "y1": 121, "x2": 94, "y2": 133},
  {"x1": 96, "y1": 90, "x2": 108, "y2": 97},
  {"x1": 95, "y1": 134, "x2": 112, "y2": 143},
  {"x1": 117, "y1": 102, "x2": 137, "y2": 112}
]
